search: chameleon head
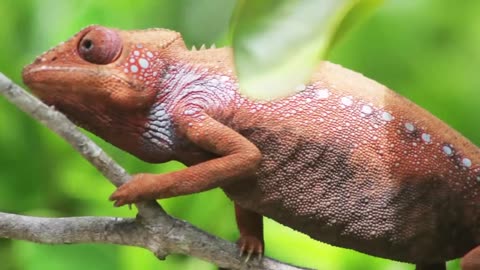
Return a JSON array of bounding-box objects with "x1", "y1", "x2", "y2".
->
[
  {"x1": 22, "y1": 25, "x2": 183, "y2": 111},
  {"x1": 22, "y1": 25, "x2": 184, "y2": 161}
]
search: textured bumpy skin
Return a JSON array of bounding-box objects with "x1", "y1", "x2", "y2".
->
[{"x1": 22, "y1": 26, "x2": 480, "y2": 269}]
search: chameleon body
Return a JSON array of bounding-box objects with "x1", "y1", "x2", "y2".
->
[{"x1": 22, "y1": 26, "x2": 480, "y2": 270}]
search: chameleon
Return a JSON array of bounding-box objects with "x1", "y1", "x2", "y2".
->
[{"x1": 21, "y1": 25, "x2": 480, "y2": 270}]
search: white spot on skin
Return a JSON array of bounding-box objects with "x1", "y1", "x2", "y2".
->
[
  {"x1": 184, "y1": 109, "x2": 198, "y2": 116},
  {"x1": 146, "y1": 51, "x2": 154, "y2": 58},
  {"x1": 340, "y1": 96, "x2": 353, "y2": 107},
  {"x1": 361, "y1": 105, "x2": 373, "y2": 115},
  {"x1": 421, "y1": 133, "x2": 431, "y2": 143},
  {"x1": 129, "y1": 58, "x2": 135, "y2": 63},
  {"x1": 295, "y1": 84, "x2": 306, "y2": 91},
  {"x1": 124, "y1": 68, "x2": 129, "y2": 73},
  {"x1": 462, "y1": 158, "x2": 472, "y2": 168},
  {"x1": 139, "y1": 58, "x2": 149, "y2": 69},
  {"x1": 443, "y1": 145, "x2": 454, "y2": 156},
  {"x1": 405, "y1": 122, "x2": 415, "y2": 132},
  {"x1": 381, "y1": 111, "x2": 394, "y2": 121},
  {"x1": 315, "y1": 89, "x2": 329, "y2": 99},
  {"x1": 134, "y1": 50, "x2": 140, "y2": 56},
  {"x1": 130, "y1": 65, "x2": 139, "y2": 73}
]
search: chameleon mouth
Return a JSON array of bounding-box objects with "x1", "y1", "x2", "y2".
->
[
  {"x1": 23, "y1": 62, "x2": 141, "y2": 86},
  {"x1": 23, "y1": 65, "x2": 93, "y2": 102},
  {"x1": 23, "y1": 65, "x2": 88, "y2": 84},
  {"x1": 22, "y1": 64, "x2": 131, "y2": 95},
  {"x1": 23, "y1": 65, "x2": 82, "y2": 80}
]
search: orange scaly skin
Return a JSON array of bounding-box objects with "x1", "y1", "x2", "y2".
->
[{"x1": 22, "y1": 26, "x2": 480, "y2": 270}]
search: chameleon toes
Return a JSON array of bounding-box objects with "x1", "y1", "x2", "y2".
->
[
  {"x1": 109, "y1": 185, "x2": 138, "y2": 206},
  {"x1": 238, "y1": 235, "x2": 264, "y2": 263}
]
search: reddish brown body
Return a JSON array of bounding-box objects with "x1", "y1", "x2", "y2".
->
[{"x1": 22, "y1": 26, "x2": 480, "y2": 270}]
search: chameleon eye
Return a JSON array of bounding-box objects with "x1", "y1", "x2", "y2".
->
[{"x1": 78, "y1": 27, "x2": 122, "y2": 65}]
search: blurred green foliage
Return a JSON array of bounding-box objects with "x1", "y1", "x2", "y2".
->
[
  {"x1": 0, "y1": 0, "x2": 479, "y2": 269},
  {"x1": 232, "y1": 0, "x2": 383, "y2": 100}
]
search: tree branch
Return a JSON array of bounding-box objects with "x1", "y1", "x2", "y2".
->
[{"x1": 0, "y1": 72, "x2": 312, "y2": 270}]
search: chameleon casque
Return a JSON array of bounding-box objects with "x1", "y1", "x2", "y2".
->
[{"x1": 21, "y1": 25, "x2": 480, "y2": 270}]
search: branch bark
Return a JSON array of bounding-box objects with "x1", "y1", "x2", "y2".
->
[{"x1": 0, "y1": 72, "x2": 312, "y2": 270}]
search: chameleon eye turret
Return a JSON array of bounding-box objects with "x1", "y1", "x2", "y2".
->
[{"x1": 77, "y1": 26, "x2": 122, "y2": 65}]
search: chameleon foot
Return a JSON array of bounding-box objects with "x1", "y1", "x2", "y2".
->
[{"x1": 238, "y1": 235, "x2": 264, "y2": 263}]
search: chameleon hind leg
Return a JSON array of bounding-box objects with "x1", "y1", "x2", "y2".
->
[
  {"x1": 218, "y1": 203, "x2": 263, "y2": 270},
  {"x1": 415, "y1": 263, "x2": 446, "y2": 270},
  {"x1": 234, "y1": 203, "x2": 264, "y2": 259},
  {"x1": 462, "y1": 246, "x2": 480, "y2": 270}
]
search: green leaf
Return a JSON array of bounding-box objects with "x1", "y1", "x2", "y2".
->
[{"x1": 232, "y1": 0, "x2": 384, "y2": 100}]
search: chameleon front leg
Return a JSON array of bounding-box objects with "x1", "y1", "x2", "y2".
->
[
  {"x1": 235, "y1": 203, "x2": 264, "y2": 259},
  {"x1": 109, "y1": 113, "x2": 261, "y2": 206},
  {"x1": 461, "y1": 246, "x2": 480, "y2": 270}
]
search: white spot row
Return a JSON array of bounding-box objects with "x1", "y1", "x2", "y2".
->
[
  {"x1": 403, "y1": 122, "x2": 475, "y2": 169},
  {"x1": 442, "y1": 144, "x2": 475, "y2": 169},
  {"x1": 333, "y1": 95, "x2": 478, "y2": 174},
  {"x1": 336, "y1": 96, "x2": 394, "y2": 122}
]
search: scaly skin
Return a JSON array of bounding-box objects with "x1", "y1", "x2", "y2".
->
[{"x1": 22, "y1": 25, "x2": 480, "y2": 270}]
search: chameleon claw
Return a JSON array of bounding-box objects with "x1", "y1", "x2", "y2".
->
[
  {"x1": 110, "y1": 192, "x2": 129, "y2": 207},
  {"x1": 244, "y1": 249, "x2": 253, "y2": 263},
  {"x1": 239, "y1": 243, "x2": 246, "y2": 257},
  {"x1": 237, "y1": 235, "x2": 264, "y2": 264},
  {"x1": 112, "y1": 200, "x2": 123, "y2": 207}
]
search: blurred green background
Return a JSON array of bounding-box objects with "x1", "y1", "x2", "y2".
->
[{"x1": 0, "y1": 0, "x2": 479, "y2": 269}]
